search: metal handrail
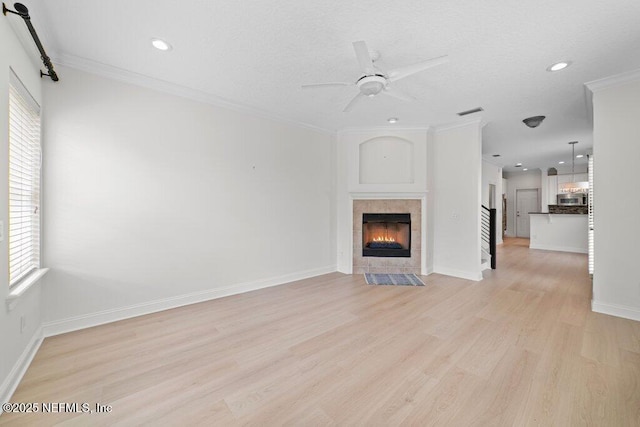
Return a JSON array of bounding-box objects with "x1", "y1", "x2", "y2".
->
[{"x1": 481, "y1": 205, "x2": 497, "y2": 269}]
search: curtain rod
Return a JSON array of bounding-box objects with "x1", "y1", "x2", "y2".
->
[{"x1": 3, "y1": 2, "x2": 59, "y2": 81}]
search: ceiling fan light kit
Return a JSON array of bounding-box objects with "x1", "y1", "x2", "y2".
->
[
  {"x1": 357, "y1": 75, "x2": 387, "y2": 97},
  {"x1": 302, "y1": 40, "x2": 448, "y2": 112}
]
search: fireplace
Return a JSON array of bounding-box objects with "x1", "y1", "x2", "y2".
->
[{"x1": 362, "y1": 213, "x2": 411, "y2": 257}]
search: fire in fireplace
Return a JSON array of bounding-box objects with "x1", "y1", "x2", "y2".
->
[{"x1": 362, "y1": 213, "x2": 411, "y2": 257}]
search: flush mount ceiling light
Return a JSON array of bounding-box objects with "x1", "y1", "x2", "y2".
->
[
  {"x1": 515, "y1": 163, "x2": 522, "y2": 167},
  {"x1": 151, "y1": 38, "x2": 172, "y2": 51},
  {"x1": 387, "y1": 117, "x2": 398, "y2": 124},
  {"x1": 547, "y1": 61, "x2": 571, "y2": 72},
  {"x1": 523, "y1": 115, "x2": 546, "y2": 128}
]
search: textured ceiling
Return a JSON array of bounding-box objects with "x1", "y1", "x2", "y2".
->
[{"x1": 18, "y1": 0, "x2": 640, "y2": 171}]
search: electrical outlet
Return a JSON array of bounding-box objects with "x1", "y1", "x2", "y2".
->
[{"x1": 20, "y1": 315, "x2": 26, "y2": 334}]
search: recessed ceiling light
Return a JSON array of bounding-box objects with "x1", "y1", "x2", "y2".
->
[
  {"x1": 387, "y1": 117, "x2": 398, "y2": 124},
  {"x1": 547, "y1": 61, "x2": 571, "y2": 72},
  {"x1": 576, "y1": 154, "x2": 584, "y2": 158},
  {"x1": 151, "y1": 38, "x2": 172, "y2": 51},
  {"x1": 559, "y1": 161, "x2": 565, "y2": 164},
  {"x1": 523, "y1": 168, "x2": 528, "y2": 171},
  {"x1": 492, "y1": 154, "x2": 501, "y2": 157}
]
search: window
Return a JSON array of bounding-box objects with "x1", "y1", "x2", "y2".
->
[
  {"x1": 588, "y1": 154, "x2": 594, "y2": 275},
  {"x1": 8, "y1": 70, "x2": 41, "y2": 287}
]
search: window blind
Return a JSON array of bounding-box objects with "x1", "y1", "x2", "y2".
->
[
  {"x1": 8, "y1": 71, "x2": 41, "y2": 287},
  {"x1": 588, "y1": 154, "x2": 594, "y2": 275}
]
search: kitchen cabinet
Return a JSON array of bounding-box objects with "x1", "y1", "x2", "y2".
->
[
  {"x1": 557, "y1": 173, "x2": 587, "y2": 186},
  {"x1": 530, "y1": 213, "x2": 588, "y2": 253},
  {"x1": 548, "y1": 173, "x2": 588, "y2": 205}
]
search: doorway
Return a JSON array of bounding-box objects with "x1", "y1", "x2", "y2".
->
[
  {"x1": 516, "y1": 189, "x2": 539, "y2": 238},
  {"x1": 489, "y1": 184, "x2": 496, "y2": 209}
]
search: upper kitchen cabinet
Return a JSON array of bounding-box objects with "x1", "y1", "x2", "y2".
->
[{"x1": 557, "y1": 173, "x2": 588, "y2": 186}]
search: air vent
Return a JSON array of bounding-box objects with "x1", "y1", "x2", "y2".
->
[{"x1": 457, "y1": 107, "x2": 484, "y2": 116}]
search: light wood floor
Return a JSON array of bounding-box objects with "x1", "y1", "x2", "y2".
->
[{"x1": 2, "y1": 238, "x2": 640, "y2": 426}]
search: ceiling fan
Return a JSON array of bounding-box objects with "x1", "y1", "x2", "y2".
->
[{"x1": 302, "y1": 41, "x2": 448, "y2": 112}]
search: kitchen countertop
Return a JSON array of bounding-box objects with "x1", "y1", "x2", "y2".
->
[{"x1": 529, "y1": 212, "x2": 586, "y2": 215}]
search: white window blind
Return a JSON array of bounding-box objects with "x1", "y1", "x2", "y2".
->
[
  {"x1": 8, "y1": 70, "x2": 41, "y2": 287},
  {"x1": 588, "y1": 154, "x2": 594, "y2": 275}
]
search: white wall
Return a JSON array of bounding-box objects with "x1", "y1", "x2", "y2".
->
[
  {"x1": 41, "y1": 66, "x2": 336, "y2": 332},
  {"x1": 0, "y1": 17, "x2": 45, "y2": 402},
  {"x1": 503, "y1": 170, "x2": 541, "y2": 237},
  {"x1": 432, "y1": 121, "x2": 483, "y2": 281},
  {"x1": 588, "y1": 73, "x2": 640, "y2": 321},
  {"x1": 482, "y1": 161, "x2": 503, "y2": 245}
]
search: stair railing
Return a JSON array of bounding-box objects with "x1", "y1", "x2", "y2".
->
[{"x1": 481, "y1": 205, "x2": 497, "y2": 269}]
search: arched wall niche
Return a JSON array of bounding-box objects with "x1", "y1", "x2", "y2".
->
[{"x1": 358, "y1": 136, "x2": 414, "y2": 184}]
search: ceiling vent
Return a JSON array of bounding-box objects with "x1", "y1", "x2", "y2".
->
[{"x1": 457, "y1": 107, "x2": 484, "y2": 116}]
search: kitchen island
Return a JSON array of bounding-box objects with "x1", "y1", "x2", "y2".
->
[{"x1": 529, "y1": 213, "x2": 588, "y2": 253}]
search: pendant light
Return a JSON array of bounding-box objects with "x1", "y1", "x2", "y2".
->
[
  {"x1": 569, "y1": 141, "x2": 577, "y2": 182},
  {"x1": 560, "y1": 141, "x2": 588, "y2": 193}
]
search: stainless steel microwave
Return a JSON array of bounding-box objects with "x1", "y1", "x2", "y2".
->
[{"x1": 557, "y1": 193, "x2": 587, "y2": 206}]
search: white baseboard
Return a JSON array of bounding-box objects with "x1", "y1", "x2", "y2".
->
[
  {"x1": 592, "y1": 300, "x2": 640, "y2": 322},
  {"x1": 529, "y1": 243, "x2": 588, "y2": 254},
  {"x1": 433, "y1": 265, "x2": 483, "y2": 282},
  {"x1": 0, "y1": 327, "x2": 43, "y2": 406},
  {"x1": 42, "y1": 265, "x2": 336, "y2": 337}
]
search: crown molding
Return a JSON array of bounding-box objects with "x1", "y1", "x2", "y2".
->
[
  {"x1": 51, "y1": 52, "x2": 335, "y2": 136},
  {"x1": 585, "y1": 68, "x2": 640, "y2": 93},
  {"x1": 583, "y1": 84, "x2": 594, "y2": 126},
  {"x1": 481, "y1": 157, "x2": 504, "y2": 169},
  {"x1": 337, "y1": 126, "x2": 430, "y2": 135},
  {"x1": 433, "y1": 117, "x2": 483, "y2": 132}
]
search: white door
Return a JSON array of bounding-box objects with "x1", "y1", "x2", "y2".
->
[{"x1": 516, "y1": 189, "x2": 539, "y2": 238}]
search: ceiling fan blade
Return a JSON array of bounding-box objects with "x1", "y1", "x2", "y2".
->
[
  {"x1": 387, "y1": 55, "x2": 449, "y2": 82},
  {"x1": 301, "y1": 82, "x2": 353, "y2": 89},
  {"x1": 382, "y1": 86, "x2": 416, "y2": 102},
  {"x1": 353, "y1": 41, "x2": 375, "y2": 75},
  {"x1": 343, "y1": 92, "x2": 366, "y2": 112}
]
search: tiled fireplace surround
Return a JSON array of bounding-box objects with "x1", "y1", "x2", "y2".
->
[{"x1": 353, "y1": 199, "x2": 422, "y2": 274}]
